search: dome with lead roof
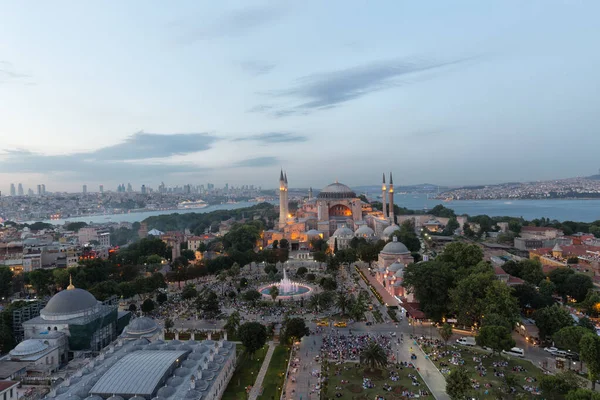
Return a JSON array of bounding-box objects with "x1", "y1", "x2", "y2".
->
[
  {"x1": 332, "y1": 226, "x2": 353, "y2": 238},
  {"x1": 381, "y1": 237, "x2": 410, "y2": 255},
  {"x1": 382, "y1": 225, "x2": 401, "y2": 238},
  {"x1": 355, "y1": 226, "x2": 375, "y2": 237},
  {"x1": 317, "y1": 182, "x2": 356, "y2": 199},
  {"x1": 124, "y1": 317, "x2": 159, "y2": 336},
  {"x1": 10, "y1": 339, "x2": 48, "y2": 357},
  {"x1": 41, "y1": 287, "x2": 99, "y2": 321}
]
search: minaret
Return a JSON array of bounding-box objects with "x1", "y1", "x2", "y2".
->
[
  {"x1": 67, "y1": 274, "x2": 75, "y2": 290},
  {"x1": 308, "y1": 187, "x2": 313, "y2": 200},
  {"x1": 279, "y1": 169, "x2": 287, "y2": 229},
  {"x1": 381, "y1": 173, "x2": 387, "y2": 219},
  {"x1": 388, "y1": 172, "x2": 395, "y2": 223},
  {"x1": 284, "y1": 172, "x2": 289, "y2": 221}
]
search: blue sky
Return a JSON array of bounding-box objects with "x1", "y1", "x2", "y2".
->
[{"x1": 1, "y1": 0, "x2": 599, "y2": 192}]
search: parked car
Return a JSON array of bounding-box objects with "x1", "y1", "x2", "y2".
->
[
  {"x1": 456, "y1": 337, "x2": 476, "y2": 346},
  {"x1": 544, "y1": 347, "x2": 558, "y2": 353}
]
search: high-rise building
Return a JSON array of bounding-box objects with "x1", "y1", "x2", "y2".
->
[
  {"x1": 141, "y1": 184, "x2": 146, "y2": 194},
  {"x1": 41, "y1": 184, "x2": 46, "y2": 195},
  {"x1": 99, "y1": 185, "x2": 104, "y2": 193},
  {"x1": 127, "y1": 183, "x2": 132, "y2": 192},
  {"x1": 37, "y1": 184, "x2": 42, "y2": 196},
  {"x1": 28, "y1": 188, "x2": 34, "y2": 196},
  {"x1": 83, "y1": 184, "x2": 87, "y2": 194},
  {"x1": 10, "y1": 183, "x2": 16, "y2": 196},
  {"x1": 18, "y1": 183, "x2": 23, "y2": 196}
]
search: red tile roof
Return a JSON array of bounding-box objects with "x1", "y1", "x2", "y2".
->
[
  {"x1": 0, "y1": 381, "x2": 18, "y2": 391},
  {"x1": 521, "y1": 226, "x2": 561, "y2": 232}
]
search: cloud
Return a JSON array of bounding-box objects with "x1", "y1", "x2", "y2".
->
[
  {"x1": 239, "y1": 60, "x2": 276, "y2": 76},
  {"x1": 83, "y1": 131, "x2": 218, "y2": 160},
  {"x1": 233, "y1": 132, "x2": 307, "y2": 144},
  {"x1": 254, "y1": 56, "x2": 474, "y2": 116},
  {"x1": 232, "y1": 156, "x2": 279, "y2": 168},
  {"x1": 0, "y1": 132, "x2": 218, "y2": 181},
  {"x1": 175, "y1": 5, "x2": 285, "y2": 44},
  {"x1": 0, "y1": 61, "x2": 33, "y2": 84}
]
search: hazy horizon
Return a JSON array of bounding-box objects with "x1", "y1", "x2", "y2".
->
[{"x1": 2, "y1": 1, "x2": 600, "y2": 192}]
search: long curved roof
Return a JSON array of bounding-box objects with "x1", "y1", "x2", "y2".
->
[
  {"x1": 41, "y1": 288, "x2": 99, "y2": 320},
  {"x1": 317, "y1": 182, "x2": 356, "y2": 199}
]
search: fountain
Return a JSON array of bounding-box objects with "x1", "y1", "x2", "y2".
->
[{"x1": 259, "y1": 268, "x2": 312, "y2": 298}]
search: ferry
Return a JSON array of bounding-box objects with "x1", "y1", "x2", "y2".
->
[{"x1": 177, "y1": 200, "x2": 208, "y2": 209}]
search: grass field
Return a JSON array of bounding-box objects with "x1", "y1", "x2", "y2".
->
[
  {"x1": 259, "y1": 345, "x2": 290, "y2": 399},
  {"x1": 422, "y1": 343, "x2": 544, "y2": 397},
  {"x1": 222, "y1": 345, "x2": 268, "y2": 400},
  {"x1": 322, "y1": 361, "x2": 432, "y2": 400}
]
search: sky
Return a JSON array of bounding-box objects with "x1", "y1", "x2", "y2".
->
[{"x1": 1, "y1": 0, "x2": 600, "y2": 193}]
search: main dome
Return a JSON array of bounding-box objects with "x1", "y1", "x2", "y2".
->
[
  {"x1": 41, "y1": 288, "x2": 99, "y2": 320},
  {"x1": 317, "y1": 182, "x2": 356, "y2": 199},
  {"x1": 381, "y1": 240, "x2": 410, "y2": 255}
]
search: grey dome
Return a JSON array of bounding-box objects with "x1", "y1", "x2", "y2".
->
[
  {"x1": 305, "y1": 229, "x2": 321, "y2": 237},
  {"x1": 387, "y1": 262, "x2": 404, "y2": 272},
  {"x1": 317, "y1": 182, "x2": 356, "y2": 199},
  {"x1": 332, "y1": 226, "x2": 353, "y2": 238},
  {"x1": 394, "y1": 269, "x2": 404, "y2": 278},
  {"x1": 10, "y1": 339, "x2": 48, "y2": 356},
  {"x1": 41, "y1": 288, "x2": 98, "y2": 319},
  {"x1": 157, "y1": 387, "x2": 175, "y2": 397},
  {"x1": 382, "y1": 224, "x2": 401, "y2": 237},
  {"x1": 381, "y1": 239, "x2": 410, "y2": 255},
  {"x1": 125, "y1": 317, "x2": 159, "y2": 335},
  {"x1": 107, "y1": 396, "x2": 124, "y2": 400},
  {"x1": 84, "y1": 396, "x2": 103, "y2": 400},
  {"x1": 355, "y1": 226, "x2": 375, "y2": 237}
]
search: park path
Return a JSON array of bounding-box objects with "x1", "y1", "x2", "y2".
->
[{"x1": 249, "y1": 341, "x2": 275, "y2": 400}]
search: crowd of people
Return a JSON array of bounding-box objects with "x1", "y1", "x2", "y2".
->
[{"x1": 321, "y1": 332, "x2": 394, "y2": 361}]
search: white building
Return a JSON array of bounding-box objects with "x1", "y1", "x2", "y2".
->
[{"x1": 0, "y1": 381, "x2": 19, "y2": 400}]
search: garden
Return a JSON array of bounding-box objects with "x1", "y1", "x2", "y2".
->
[
  {"x1": 222, "y1": 345, "x2": 268, "y2": 400},
  {"x1": 321, "y1": 361, "x2": 431, "y2": 400}
]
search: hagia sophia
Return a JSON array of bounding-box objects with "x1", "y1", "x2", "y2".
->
[{"x1": 263, "y1": 170, "x2": 417, "y2": 300}]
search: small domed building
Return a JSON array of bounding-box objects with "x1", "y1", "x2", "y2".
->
[
  {"x1": 381, "y1": 224, "x2": 401, "y2": 241},
  {"x1": 354, "y1": 225, "x2": 377, "y2": 241},
  {"x1": 328, "y1": 225, "x2": 354, "y2": 250},
  {"x1": 375, "y1": 237, "x2": 415, "y2": 300},
  {"x1": 121, "y1": 317, "x2": 162, "y2": 342},
  {"x1": 22, "y1": 278, "x2": 122, "y2": 356}
]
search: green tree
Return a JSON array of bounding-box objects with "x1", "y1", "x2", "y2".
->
[
  {"x1": 313, "y1": 251, "x2": 327, "y2": 263},
  {"x1": 296, "y1": 266, "x2": 308, "y2": 277},
  {"x1": 279, "y1": 238, "x2": 289, "y2": 249},
  {"x1": 224, "y1": 311, "x2": 241, "y2": 336},
  {"x1": 243, "y1": 289, "x2": 261, "y2": 306},
  {"x1": 305, "y1": 273, "x2": 316, "y2": 282},
  {"x1": 564, "y1": 274, "x2": 594, "y2": 302},
  {"x1": 319, "y1": 277, "x2": 337, "y2": 291},
  {"x1": 281, "y1": 317, "x2": 309, "y2": 344},
  {"x1": 582, "y1": 290, "x2": 600, "y2": 317},
  {"x1": 156, "y1": 292, "x2": 167, "y2": 305},
  {"x1": 403, "y1": 261, "x2": 454, "y2": 321},
  {"x1": 195, "y1": 289, "x2": 221, "y2": 319},
  {"x1": 52, "y1": 268, "x2": 70, "y2": 290},
  {"x1": 446, "y1": 366, "x2": 471, "y2": 400},
  {"x1": 164, "y1": 317, "x2": 174, "y2": 331},
  {"x1": 349, "y1": 293, "x2": 368, "y2": 321},
  {"x1": 549, "y1": 268, "x2": 576, "y2": 299},
  {"x1": 269, "y1": 285, "x2": 279, "y2": 301},
  {"x1": 141, "y1": 298, "x2": 155, "y2": 314},
  {"x1": 475, "y1": 325, "x2": 515, "y2": 354},
  {"x1": 335, "y1": 290, "x2": 351, "y2": 315},
  {"x1": 88, "y1": 280, "x2": 120, "y2": 301},
  {"x1": 553, "y1": 326, "x2": 590, "y2": 353},
  {"x1": 439, "y1": 323, "x2": 453, "y2": 346},
  {"x1": 357, "y1": 243, "x2": 380, "y2": 267},
  {"x1": 566, "y1": 389, "x2": 600, "y2": 400},
  {"x1": 437, "y1": 242, "x2": 484, "y2": 269},
  {"x1": 450, "y1": 272, "x2": 496, "y2": 327},
  {"x1": 540, "y1": 372, "x2": 582, "y2": 400},
  {"x1": 0, "y1": 267, "x2": 14, "y2": 299},
  {"x1": 272, "y1": 240, "x2": 279, "y2": 249},
  {"x1": 519, "y1": 259, "x2": 545, "y2": 285},
  {"x1": 181, "y1": 249, "x2": 196, "y2": 261},
  {"x1": 539, "y1": 279, "x2": 557, "y2": 298},
  {"x1": 482, "y1": 280, "x2": 520, "y2": 329},
  {"x1": 238, "y1": 322, "x2": 267, "y2": 356},
  {"x1": 578, "y1": 316, "x2": 596, "y2": 332},
  {"x1": 181, "y1": 283, "x2": 198, "y2": 300},
  {"x1": 579, "y1": 334, "x2": 600, "y2": 390},
  {"x1": 534, "y1": 304, "x2": 574, "y2": 340},
  {"x1": 360, "y1": 341, "x2": 388, "y2": 372}
]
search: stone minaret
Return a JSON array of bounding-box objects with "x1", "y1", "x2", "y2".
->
[
  {"x1": 388, "y1": 172, "x2": 395, "y2": 223},
  {"x1": 278, "y1": 169, "x2": 288, "y2": 229},
  {"x1": 381, "y1": 173, "x2": 387, "y2": 219},
  {"x1": 308, "y1": 187, "x2": 313, "y2": 200}
]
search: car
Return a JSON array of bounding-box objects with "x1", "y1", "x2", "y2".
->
[
  {"x1": 317, "y1": 320, "x2": 328, "y2": 327},
  {"x1": 544, "y1": 347, "x2": 558, "y2": 353},
  {"x1": 391, "y1": 332, "x2": 397, "y2": 337},
  {"x1": 333, "y1": 321, "x2": 347, "y2": 328}
]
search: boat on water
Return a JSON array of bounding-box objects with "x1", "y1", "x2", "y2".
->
[{"x1": 177, "y1": 200, "x2": 208, "y2": 209}]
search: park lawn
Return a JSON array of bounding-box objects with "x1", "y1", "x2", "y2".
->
[
  {"x1": 322, "y1": 362, "x2": 432, "y2": 400},
  {"x1": 222, "y1": 345, "x2": 268, "y2": 400},
  {"x1": 258, "y1": 345, "x2": 290, "y2": 399},
  {"x1": 424, "y1": 344, "x2": 544, "y2": 397}
]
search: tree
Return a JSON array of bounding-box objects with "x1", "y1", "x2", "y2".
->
[
  {"x1": 360, "y1": 341, "x2": 388, "y2": 372},
  {"x1": 319, "y1": 277, "x2": 337, "y2": 291},
  {"x1": 0, "y1": 267, "x2": 14, "y2": 299},
  {"x1": 513, "y1": 283, "x2": 552, "y2": 310},
  {"x1": 141, "y1": 298, "x2": 155, "y2": 314},
  {"x1": 181, "y1": 249, "x2": 196, "y2": 261},
  {"x1": 272, "y1": 240, "x2": 279, "y2": 249},
  {"x1": 582, "y1": 290, "x2": 600, "y2": 317},
  {"x1": 578, "y1": 316, "x2": 596, "y2": 332},
  {"x1": 269, "y1": 285, "x2": 279, "y2": 301},
  {"x1": 279, "y1": 238, "x2": 289, "y2": 249},
  {"x1": 539, "y1": 279, "x2": 557, "y2": 298},
  {"x1": 549, "y1": 268, "x2": 576, "y2": 299},
  {"x1": 305, "y1": 273, "x2": 316, "y2": 282},
  {"x1": 349, "y1": 293, "x2": 368, "y2": 321},
  {"x1": 335, "y1": 290, "x2": 351, "y2": 315},
  {"x1": 238, "y1": 322, "x2": 267, "y2": 356},
  {"x1": 553, "y1": 326, "x2": 591, "y2": 353},
  {"x1": 446, "y1": 366, "x2": 471, "y2": 400},
  {"x1": 403, "y1": 261, "x2": 454, "y2": 321},
  {"x1": 157, "y1": 292, "x2": 167, "y2": 305},
  {"x1": 540, "y1": 372, "x2": 582, "y2": 400},
  {"x1": 519, "y1": 259, "x2": 545, "y2": 285},
  {"x1": 224, "y1": 311, "x2": 241, "y2": 336},
  {"x1": 239, "y1": 277, "x2": 249, "y2": 290},
  {"x1": 482, "y1": 281, "x2": 520, "y2": 329},
  {"x1": 579, "y1": 334, "x2": 600, "y2": 390},
  {"x1": 475, "y1": 325, "x2": 515, "y2": 354},
  {"x1": 534, "y1": 304, "x2": 574, "y2": 340},
  {"x1": 439, "y1": 323, "x2": 453, "y2": 347},
  {"x1": 128, "y1": 303, "x2": 137, "y2": 312},
  {"x1": 449, "y1": 272, "x2": 496, "y2": 327},
  {"x1": 564, "y1": 274, "x2": 594, "y2": 302},
  {"x1": 164, "y1": 317, "x2": 174, "y2": 331},
  {"x1": 181, "y1": 283, "x2": 198, "y2": 300},
  {"x1": 282, "y1": 317, "x2": 309, "y2": 344},
  {"x1": 195, "y1": 289, "x2": 221, "y2": 319},
  {"x1": 296, "y1": 266, "x2": 308, "y2": 277},
  {"x1": 243, "y1": 289, "x2": 261, "y2": 306},
  {"x1": 566, "y1": 389, "x2": 600, "y2": 400}
]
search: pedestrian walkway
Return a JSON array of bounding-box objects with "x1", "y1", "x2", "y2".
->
[
  {"x1": 249, "y1": 341, "x2": 275, "y2": 400},
  {"x1": 396, "y1": 338, "x2": 450, "y2": 400},
  {"x1": 282, "y1": 335, "x2": 323, "y2": 400}
]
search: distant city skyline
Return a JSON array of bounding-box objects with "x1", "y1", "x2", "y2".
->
[{"x1": 1, "y1": 1, "x2": 600, "y2": 191}]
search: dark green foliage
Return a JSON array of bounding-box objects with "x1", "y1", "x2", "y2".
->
[
  {"x1": 553, "y1": 326, "x2": 591, "y2": 353},
  {"x1": 540, "y1": 372, "x2": 582, "y2": 400},
  {"x1": 141, "y1": 298, "x2": 155, "y2": 314},
  {"x1": 446, "y1": 366, "x2": 471, "y2": 399},
  {"x1": 238, "y1": 322, "x2": 268, "y2": 355},
  {"x1": 281, "y1": 317, "x2": 309, "y2": 343},
  {"x1": 0, "y1": 266, "x2": 14, "y2": 299},
  {"x1": 181, "y1": 283, "x2": 198, "y2": 300},
  {"x1": 475, "y1": 325, "x2": 515, "y2": 354},
  {"x1": 533, "y1": 304, "x2": 574, "y2": 340}
]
